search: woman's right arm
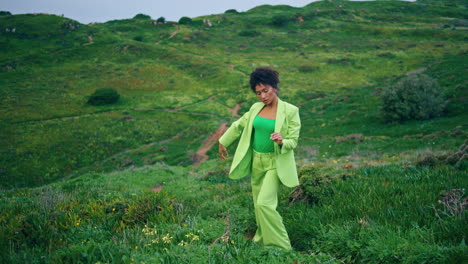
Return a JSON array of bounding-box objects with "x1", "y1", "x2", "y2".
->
[
  {"x1": 218, "y1": 104, "x2": 256, "y2": 161},
  {"x1": 219, "y1": 109, "x2": 251, "y2": 148}
]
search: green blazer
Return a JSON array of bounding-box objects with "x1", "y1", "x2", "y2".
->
[{"x1": 219, "y1": 98, "x2": 301, "y2": 187}]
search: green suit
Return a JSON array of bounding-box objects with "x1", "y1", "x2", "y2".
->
[
  {"x1": 219, "y1": 98, "x2": 301, "y2": 250},
  {"x1": 219, "y1": 98, "x2": 301, "y2": 187}
]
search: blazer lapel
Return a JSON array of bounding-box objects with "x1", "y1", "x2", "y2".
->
[
  {"x1": 239, "y1": 103, "x2": 262, "y2": 152},
  {"x1": 272, "y1": 98, "x2": 285, "y2": 155},
  {"x1": 248, "y1": 103, "x2": 264, "y2": 128},
  {"x1": 275, "y1": 98, "x2": 285, "y2": 133},
  {"x1": 229, "y1": 103, "x2": 263, "y2": 176}
]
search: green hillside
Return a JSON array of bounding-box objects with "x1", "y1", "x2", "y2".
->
[{"x1": 0, "y1": 0, "x2": 467, "y2": 262}]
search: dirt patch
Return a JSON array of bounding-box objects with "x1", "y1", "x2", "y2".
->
[
  {"x1": 192, "y1": 122, "x2": 228, "y2": 167},
  {"x1": 169, "y1": 25, "x2": 179, "y2": 39},
  {"x1": 229, "y1": 103, "x2": 242, "y2": 117},
  {"x1": 422, "y1": 130, "x2": 449, "y2": 139},
  {"x1": 191, "y1": 102, "x2": 243, "y2": 167},
  {"x1": 333, "y1": 95, "x2": 349, "y2": 102},
  {"x1": 150, "y1": 184, "x2": 163, "y2": 193},
  {"x1": 416, "y1": 141, "x2": 467, "y2": 167},
  {"x1": 406, "y1": 67, "x2": 427, "y2": 75},
  {"x1": 83, "y1": 35, "x2": 94, "y2": 46},
  {"x1": 336, "y1": 133, "x2": 364, "y2": 143}
]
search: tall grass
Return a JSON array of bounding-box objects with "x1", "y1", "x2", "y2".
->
[{"x1": 1, "y1": 161, "x2": 465, "y2": 263}]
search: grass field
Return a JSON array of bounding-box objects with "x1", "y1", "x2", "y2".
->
[{"x1": 0, "y1": 0, "x2": 467, "y2": 262}]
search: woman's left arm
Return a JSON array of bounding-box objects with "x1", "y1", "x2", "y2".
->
[{"x1": 279, "y1": 107, "x2": 301, "y2": 154}]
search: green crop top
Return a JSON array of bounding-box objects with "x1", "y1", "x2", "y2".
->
[{"x1": 253, "y1": 115, "x2": 276, "y2": 153}]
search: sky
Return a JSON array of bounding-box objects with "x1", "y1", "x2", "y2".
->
[{"x1": 3, "y1": 0, "x2": 322, "y2": 24}]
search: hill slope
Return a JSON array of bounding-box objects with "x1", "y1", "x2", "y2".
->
[
  {"x1": 1, "y1": 0, "x2": 466, "y2": 187},
  {"x1": 0, "y1": 1, "x2": 467, "y2": 262}
]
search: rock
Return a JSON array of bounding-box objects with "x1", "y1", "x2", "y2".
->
[{"x1": 203, "y1": 19, "x2": 212, "y2": 27}]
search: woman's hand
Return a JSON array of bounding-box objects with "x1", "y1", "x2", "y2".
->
[
  {"x1": 219, "y1": 143, "x2": 229, "y2": 160},
  {"x1": 270, "y1": 132, "x2": 283, "y2": 146}
]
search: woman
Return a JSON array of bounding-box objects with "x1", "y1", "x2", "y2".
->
[{"x1": 218, "y1": 67, "x2": 301, "y2": 250}]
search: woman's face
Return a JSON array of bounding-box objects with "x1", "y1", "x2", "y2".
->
[{"x1": 255, "y1": 83, "x2": 278, "y2": 106}]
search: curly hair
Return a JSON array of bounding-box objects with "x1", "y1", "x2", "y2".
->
[{"x1": 249, "y1": 67, "x2": 280, "y2": 93}]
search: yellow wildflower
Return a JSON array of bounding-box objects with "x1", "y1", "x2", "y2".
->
[
  {"x1": 178, "y1": 240, "x2": 189, "y2": 246},
  {"x1": 162, "y1": 234, "x2": 173, "y2": 244}
]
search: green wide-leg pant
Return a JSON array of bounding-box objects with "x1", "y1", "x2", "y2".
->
[{"x1": 251, "y1": 151, "x2": 292, "y2": 250}]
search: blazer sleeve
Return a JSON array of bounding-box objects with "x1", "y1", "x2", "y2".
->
[
  {"x1": 280, "y1": 106, "x2": 301, "y2": 154},
  {"x1": 218, "y1": 106, "x2": 252, "y2": 148}
]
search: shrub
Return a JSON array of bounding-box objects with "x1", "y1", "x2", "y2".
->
[
  {"x1": 133, "y1": 13, "x2": 151, "y2": 20},
  {"x1": 289, "y1": 165, "x2": 333, "y2": 204},
  {"x1": 0, "y1": 11, "x2": 12, "y2": 16},
  {"x1": 178, "y1": 16, "x2": 193, "y2": 25},
  {"x1": 225, "y1": 9, "x2": 239, "y2": 14},
  {"x1": 380, "y1": 74, "x2": 447, "y2": 122},
  {"x1": 87, "y1": 88, "x2": 120, "y2": 106},
  {"x1": 200, "y1": 162, "x2": 229, "y2": 183},
  {"x1": 238, "y1": 30, "x2": 261, "y2": 37},
  {"x1": 271, "y1": 15, "x2": 290, "y2": 27},
  {"x1": 156, "y1": 16, "x2": 166, "y2": 23}
]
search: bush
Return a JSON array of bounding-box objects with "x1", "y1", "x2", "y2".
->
[
  {"x1": 156, "y1": 16, "x2": 166, "y2": 23},
  {"x1": 271, "y1": 15, "x2": 290, "y2": 27},
  {"x1": 225, "y1": 9, "x2": 239, "y2": 14},
  {"x1": 178, "y1": 16, "x2": 193, "y2": 25},
  {"x1": 0, "y1": 11, "x2": 12, "y2": 16},
  {"x1": 289, "y1": 165, "x2": 333, "y2": 204},
  {"x1": 87, "y1": 88, "x2": 120, "y2": 106},
  {"x1": 380, "y1": 74, "x2": 447, "y2": 122},
  {"x1": 133, "y1": 35, "x2": 143, "y2": 41},
  {"x1": 133, "y1": 13, "x2": 151, "y2": 20}
]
